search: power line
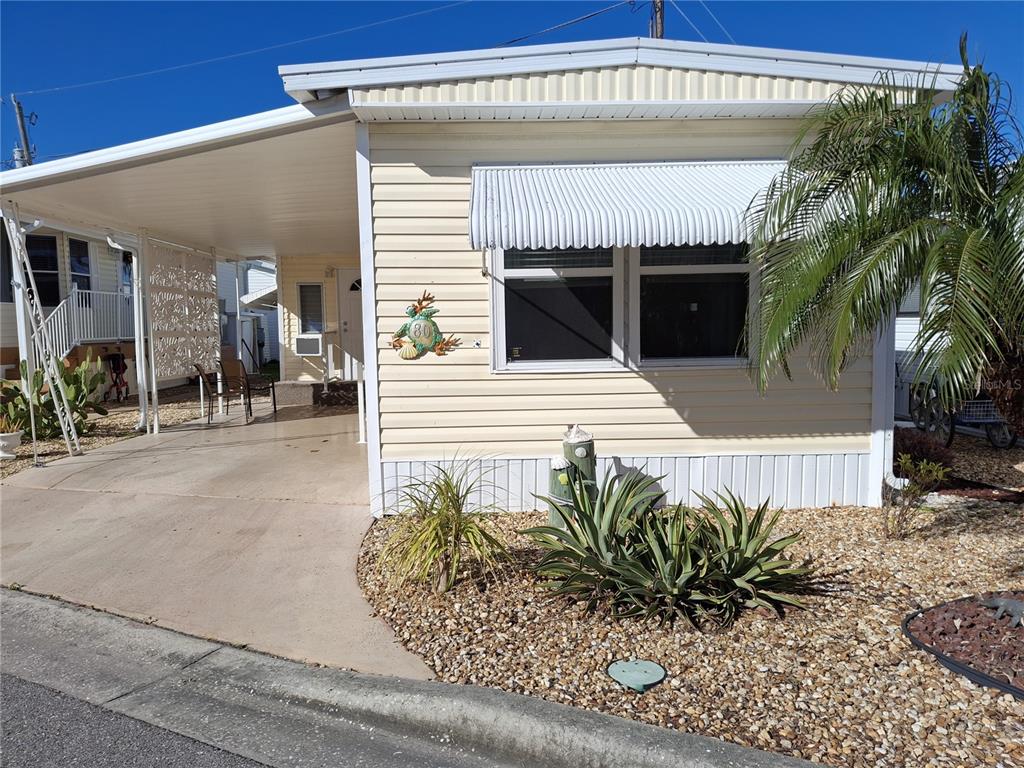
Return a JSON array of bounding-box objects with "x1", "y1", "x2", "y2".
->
[
  {"x1": 698, "y1": 0, "x2": 737, "y2": 44},
  {"x1": 496, "y1": 1, "x2": 637, "y2": 48},
  {"x1": 16, "y1": 1, "x2": 472, "y2": 96},
  {"x1": 668, "y1": 0, "x2": 709, "y2": 43}
]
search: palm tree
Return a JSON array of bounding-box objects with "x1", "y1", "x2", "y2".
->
[{"x1": 747, "y1": 37, "x2": 1024, "y2": 433}]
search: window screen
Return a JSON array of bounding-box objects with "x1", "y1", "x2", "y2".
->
[
  {"x1": 298, "y1": 284, "x2": 324, "y2": 333},
  {"x1": 640, "y1": 273, "x2": 747, "y2": 359},
  {"x1": 1, "y1": 227, "x2": 11, "y2": 303},
  {"x1": 69, "y1": 238, "x2": 92, "y2": 292},
  {"x1": 504, "y1": 276, "x2": 613, "y2": 362},
  {"x1": 504, "y1": 248, "x2": 612, "y2": 270},
  {"x1": 26, "y1": 235, "x2": 60, "y2": 306},
  {"x1": 639, "y1": 244, "x2": 747, "y2": 267}
]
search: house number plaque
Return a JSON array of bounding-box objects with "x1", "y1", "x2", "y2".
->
[{"x1": 392, "y1": 291, "x2": 461, "y2": 360}]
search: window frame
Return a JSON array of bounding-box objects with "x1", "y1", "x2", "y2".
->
[
  {"x1": 627, "y1": 245, "x2": 753, "y2": 369},
  {"x1": 489, "y1": 246, "x2": 625, "y2": 373}
]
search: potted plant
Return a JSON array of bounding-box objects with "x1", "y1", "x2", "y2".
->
[{"x1": 0, "y1": 412, "x2": 25, "y2": 460}]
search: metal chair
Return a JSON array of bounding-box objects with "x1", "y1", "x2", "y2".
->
[{"x1": 219, "y1": 357, "x2": 276, "y2": 419}]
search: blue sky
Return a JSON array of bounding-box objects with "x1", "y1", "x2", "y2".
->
[{"x1": 2, "y1": 1, "x2": 1022, "y2": 164}]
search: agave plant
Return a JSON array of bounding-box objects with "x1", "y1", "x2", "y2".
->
[
  {"x1": 380, "y1": 459, "x2": 508, "y2": 594},
  {"x1": 525, "y1": 472, "x2": 813, "y2": 629}
]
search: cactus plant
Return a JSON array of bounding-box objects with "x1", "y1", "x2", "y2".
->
[{"x1": 0, "y1": 352, "x2": 108, "y2": 439}]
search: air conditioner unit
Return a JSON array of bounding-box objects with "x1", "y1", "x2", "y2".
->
[{"x1": 295, "y1": 334, "x2": 322, "y2": 357}]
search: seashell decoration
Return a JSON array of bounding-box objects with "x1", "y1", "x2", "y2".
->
[{"x1": 398, "y1": 341, "x2": 420, "y2": 360}]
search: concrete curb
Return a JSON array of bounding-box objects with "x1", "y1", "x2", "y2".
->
[{"x1": 2, "y1": 589, "x2": 809, "y2": 768}]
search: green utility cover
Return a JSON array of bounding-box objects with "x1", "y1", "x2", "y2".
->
[{"x1": 607, "y1": 659, "x2": 666, "y2": 693}]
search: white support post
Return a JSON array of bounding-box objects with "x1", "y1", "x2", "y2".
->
[
  {"x1": 357, "y1": 362, "x2": 366, "y2": 445},
  {"x1": 234, "y1": 260, "x2": 243, "y2": 368},
  {"x1": 868, "y1": 319, "x2": 897, "y2": 506},
  {"x1": 141, "y1": 232, "x2": 160, "y2": 434},
  {"x1": 355, "y1": 123, "x2": 384, "y2": 515},
  {"x1": 132, "y1": 234, "x2": 149, "y2": 432}
]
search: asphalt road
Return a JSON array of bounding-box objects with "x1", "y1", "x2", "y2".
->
[{"x1": 1, "y1": 674, "x2": 265, "y2": 768}]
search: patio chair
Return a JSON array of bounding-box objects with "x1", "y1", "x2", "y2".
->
[
  {"x1": 193, "y1": 363, "x2": 246, "y2": 423},
  {"x1": 219, "y1": 357, "x2": 277, "y2": 419}
]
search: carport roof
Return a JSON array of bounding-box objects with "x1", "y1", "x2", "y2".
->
[{"x1": 0, "y1": 96, "x2": 358, "y2": 259}]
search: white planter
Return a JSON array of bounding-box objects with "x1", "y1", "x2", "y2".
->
[{"x1": 0, "y1": 430, "x2": 24, "y2": 460}]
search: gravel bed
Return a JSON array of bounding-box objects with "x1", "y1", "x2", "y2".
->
[
  {"x1": 950, "y1": 434, "x2": 1024, "y2": 490},
  {"x1": 1, "y1": 385, "x2": 214, "y2": 479},
  {"x1": 359, "y1": 500, "x2": 1024, "y2": 767}
]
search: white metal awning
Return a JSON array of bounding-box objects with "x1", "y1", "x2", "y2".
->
[{"x1": 469, "y1": 160, "x2": 787, "y2": 250}]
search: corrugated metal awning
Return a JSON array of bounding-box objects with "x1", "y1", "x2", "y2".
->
[{"x1": 469, "y1": 160, "x2": 786, "y2": 250}]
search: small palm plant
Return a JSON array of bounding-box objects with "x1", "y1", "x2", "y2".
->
[{"x1": 380, "y1": 460, "x2": 507, "y2": 594}]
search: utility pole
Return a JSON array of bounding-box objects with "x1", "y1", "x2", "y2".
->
[
  {"x1": 10, "y1": 93, "x2": 33, "y2": 166},
  {"x1": 650, "y1": 0, "x2": 665, "y2": 39}
]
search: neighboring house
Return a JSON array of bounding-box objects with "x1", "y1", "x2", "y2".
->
[
  {"x1": 0, "y1": 37, "x2": 962, "y2": 512},
  {"x1": 217, "y1": 259, "x2": 280, "y2": 371},
  {"x1": 0, "y1": 221, "x2": 138, "y2": 385}
]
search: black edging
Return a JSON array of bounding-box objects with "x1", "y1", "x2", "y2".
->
[{"x1": 901, "y1": 596, "x2": 1024, "y2": 701}]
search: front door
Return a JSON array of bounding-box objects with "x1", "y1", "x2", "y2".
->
[{"x1": 335, "y1": 268, "x2": 363, "y2": 380}]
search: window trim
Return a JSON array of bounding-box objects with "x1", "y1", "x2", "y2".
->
[
  {"x1": 627, "y1": 245, "x2": 753, "y2": 369},
  {"x1": 489, "y1": 246, "x2": 625, "y2": 373}
]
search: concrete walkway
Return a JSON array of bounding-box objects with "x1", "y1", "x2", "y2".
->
[{"x1": 0, "y1": 404, "x2": 431, "y2": 680}]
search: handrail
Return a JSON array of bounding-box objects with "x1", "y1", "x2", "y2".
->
[{"x1": 31, "y1": 288, "x2": 135, "y2": 361}]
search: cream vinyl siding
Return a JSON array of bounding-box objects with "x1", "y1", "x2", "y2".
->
[
  {"x1": 369, "y1": 119, "x2": 874, "y2": 461},
  {"x1": 279, "y1": 253, "x2": 359, "y2": 380},
  {"x1": 352, "y1": 65, "x2": 845, "y2": 106}
]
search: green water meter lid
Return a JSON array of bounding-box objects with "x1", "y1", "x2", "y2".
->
[{"x1": 607, "y1": 659, "x2": 666, "y2": 692}]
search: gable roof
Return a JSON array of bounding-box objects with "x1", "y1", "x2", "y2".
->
[{"x1": 279, "y1": 36, "x2": 963, "y2": 102}]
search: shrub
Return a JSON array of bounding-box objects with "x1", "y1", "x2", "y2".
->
[
  {"x1": 1, "y1": 354, "x2": 108, "y2": 439},
  {"x1": 380, "y1": 460, "x2": 507, "y2": 594},
  {"x1": 883, "y1": 454, "x2": 950, "y2": 539},
  {"x1": 892, "y1": 427, "x2": 954, "y2": 475},
  {"x1": 525, "y1": 470, "x2": 814, "y2": 629}
]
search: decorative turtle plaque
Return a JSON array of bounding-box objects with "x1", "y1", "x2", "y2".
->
[
  {"x1": 607, "y1": 659, "x2": 666, "y2": 693},
  {"x1": 392, "y1": 291, "x2": 461, "y2": 360}
]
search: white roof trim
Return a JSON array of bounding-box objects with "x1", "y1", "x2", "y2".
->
[
  {"x1": 240, "y1": 283, "x2": 278, "y2": 308},
  {"x1": 469, "y1": 160, "x2": 788, "y2": 250},
  {"x1": 280, "y1": 36, "x2": 962, "y2": 101},
  {"x1": 351, "y1": 99, "x2": 823, "y2": 122},
  {"x1": 0, "y1": 94, "x2": 354, "y2": 194}
]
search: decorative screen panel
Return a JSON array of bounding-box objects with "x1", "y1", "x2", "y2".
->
[{"x1": 147, "y1": 243, "x2": 219, "y2": 380}]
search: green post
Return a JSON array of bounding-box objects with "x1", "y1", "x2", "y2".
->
[{"x1": 548, "y1": 425, "x2": 597, "y2": 525}]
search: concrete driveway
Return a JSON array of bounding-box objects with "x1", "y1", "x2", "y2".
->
[{"x1": 0, "y1": 404, "x2": 431, "y2": 680}]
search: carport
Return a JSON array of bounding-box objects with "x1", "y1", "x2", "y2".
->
[{"x1": 0, "y1": 95, "x2": 364, "y2": 439}]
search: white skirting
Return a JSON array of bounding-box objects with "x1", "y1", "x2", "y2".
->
[{"x1": 379, "y1": 451, "x2": 874, "y2": 514}]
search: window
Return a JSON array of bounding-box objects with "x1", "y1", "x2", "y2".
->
[
  {"x1": 488, "y1": 244, "x2": 752, "y2": 372},
  {"x1": 68, "y1": 238, "x2": 92, "y2": 292},
  {"x1": 1, "y1": 226, "x2": 11, "y2": 303},
  {"x1": 492, "y1": 248, "x2": 622, "y2": 370},
  {"x1": 297, "y1": 283, "x2": 324, "y2": 333},
  {"x1": 119, "y1": 251, "x2": 134, "y2": 296},
  {"x1": 633, "y1": 245, "x2": 750, "y2": 364},
  {"x1": 26, "y1": 235, "x2": 60, "y2": 306}
]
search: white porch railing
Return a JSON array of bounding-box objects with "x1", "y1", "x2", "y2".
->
[{"x1": 32, "y1": 288, "x2": 135, "y2": 361}]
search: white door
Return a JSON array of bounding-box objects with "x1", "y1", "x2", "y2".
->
[{"x1": 335, "y1": 268, "x2": 364, "y2": 381}]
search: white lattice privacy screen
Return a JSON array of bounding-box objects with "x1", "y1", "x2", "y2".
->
[{"x1": 147, "y1": 243, "x2": 219, "y2": 380}]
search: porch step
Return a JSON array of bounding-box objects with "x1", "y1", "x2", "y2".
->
[
  {"x1": 274, "y1": 380, "x2": 358, "y2": 407},
  {"x1": 314, "y1": 380, "x2": 358, "y2": 407}
]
